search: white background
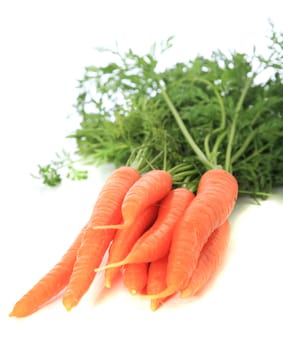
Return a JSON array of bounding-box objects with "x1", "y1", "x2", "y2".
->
[{"x1": 1, "y1": 1, "x2": 283, "y2": 349}]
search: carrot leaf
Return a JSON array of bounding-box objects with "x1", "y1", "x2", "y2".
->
[{"x1": 36, "y1": 22, "x2": 283, "y2": 197}]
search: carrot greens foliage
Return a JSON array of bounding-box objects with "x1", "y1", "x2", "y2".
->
[{"x1": 37, "y1": 26, "x2": 283, "y2": 196}]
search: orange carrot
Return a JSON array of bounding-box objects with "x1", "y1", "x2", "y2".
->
[
  {"x1": 92, "y1": 169, "x2": 173, "y2": 230},
  {"x1": 122, "y1": 262, "x2": 148, "y2": 295},
  {"x1": 146, "y1": 255, "x2": 174, "y2": 311},
  {"x1": 104, "y1": 205, "x2": 158, "y2": 288},
  {"x1": 9, "y1": 166, "x2": 140, "y2": 317},
  {"x1": 62, "y1": 166, "x2": 141, "y2": 311},
  {"x1": 9, "y1": 225, "x2": 87, "y2": 318},
  {"x1": 95, "y1": 188, "x2": 194, "y2": 271},
  {"x1": 145, "y1": 168, "x2": 238, "y2": 300},
  {"x1": 180, "y1": 220, "x2": 230, "y2": 298}
]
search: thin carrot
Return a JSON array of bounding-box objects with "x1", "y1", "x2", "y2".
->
[
  {"x1": 95, "y1": 188, "x2": 194, "y2": 271},
  {"x1": 9, "y1": 166, "x2": 140, "y2": 317},
  {"x1": 104, "y1": 205, "x2": 158, "y2": 288},
  {"x1": 145, "y1": 168, "x2": 238, "y2": 300},
  {"x1": 9, "y1": 225, "x2": 87, "y2": 317},
  {"x1": 146, "y1": 255, "x2": 174, "y2": 311},
  {"x1": 122, "y1": 262, "x2": 148, "y2": 295},
  {"x1": 92, "y1": 169, "x2": 173, "y2": 230},
  {"x1": 180, "y1": 220, "x2": 230, "y2": 298},
  {"x1": 62, "y1": 166, "x2": 141, "y2": 311}
]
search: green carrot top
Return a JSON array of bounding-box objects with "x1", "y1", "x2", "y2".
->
[{"x1": 36, "y1": 23, "x2": 283, "y2": 197}]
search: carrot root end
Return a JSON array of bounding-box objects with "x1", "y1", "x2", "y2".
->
[
  {"x1": 91, "y1": 223, "x2": 130, "y2": 230},
  {"x1": 150, "y1": 299, "x2": 164, "y2": 311},
  {"x1": 105, "y1": 281, "x2": 112, "y2": 289},
  {"x1": 62, "y1": 295, "x2": 78, "y2": 312},
  {"x1": 180, "y1": 289, "x2": 193, "y2": 298}
]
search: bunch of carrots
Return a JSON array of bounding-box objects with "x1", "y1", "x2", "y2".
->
[
  {"x1": 9, "y1": 27, "x2": 283, "y2": 317},
  {"x1": 9, "y1": 165, "x2": 238, "y2": 317}
]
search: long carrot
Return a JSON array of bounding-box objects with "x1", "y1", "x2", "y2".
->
[
  {"x1": 122, "y1": 262, "x2": 148, "y2": 295},
  {"x1": 95, "y1": 188, "x2": 194, "y2": 271},
  {"x1": 145, "y1": 168, "x2": 238, "y2": 300},
  {"x1": 104, "y1": 205, "x2": 158, "y2": 288},
  {"x1": 146, "y1": 255, "x2": 174, "y2": 311},
  {"x1": 180, "y1": 220, "x2": 230, "y2": 298},
  {"x1": 62, "y1": 166, "x2": 141, "y2": 311},
  {"x1": 9, "y1": 225, "x2": 87, "y2": 317},
  {"x1": 92, "y1": 169, "x2": 173, "y2": 230}
]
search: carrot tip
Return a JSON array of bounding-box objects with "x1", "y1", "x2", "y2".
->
[
  {"x1": 8, "y1": 304, "x2": 36, "y2": 318},
  {"x1": 105, "y1": 281, "x2": 112, "y2": 289},
  {"x1": 62, "y1": 295, "x2": 77, "y2": 312},
  {"x1": 180, "y1": 289, "x2": 193, "y2": 298},
  {"x1": 150, "y1": 300, "x2": 162, "y2": 312},
  {"x1": 63, "y1": 304, "x2": 73, "y2": 312}
]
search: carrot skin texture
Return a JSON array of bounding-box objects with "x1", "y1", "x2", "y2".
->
[
  {"x1": 63, "y1": 227, "x2": 115, "y2": 311},
  {"x1": 180, "y1": 220, "x2": 231, "y2": 298},
  {"x1": 147, "y1": 255, "x2": 173, "y2": 311},
  {"x1": 94, "y1": 188, "x2": 195, "y2": 272},
  {"x1": 166, "y1": 169, "x2": 237, "y2": 291},
  {"x1": 104, "y1": 205, "x2": 158, "y2": 288},
  {"x1": 167, "y1": 169, "x2": 238, "y2": 290},
  {"x1": 122, "y1": 188, "x2": 195, "y2": 263},
  {"x1": 123, "y1": 263, "x2": 148, "y2": 295},
  {"x1": 91, "y1": 169, "x2": 173, "y2": 230},
  {"x1": 62, "y1": 166, "x2": 140, "y2": 311},
  {"x1": 9, "y1": 225, "x2": 86, "y2": 317},
  {"x1": 119, "y1": 169, "x2": 173, "y2": 227},
  {"x1": 146, "y1": 169, "x2": 238, "y2": 300}
]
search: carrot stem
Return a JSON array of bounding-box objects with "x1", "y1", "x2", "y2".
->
[
  {"x1": 159, "y1": 83, "x2": 215, "y2": 170},
  {"x1": 224, "y1": 74, "x2": 255, "y2": 171},
  {"x1": 230, "y1": 130, "x2": 257, "y2": 164}
]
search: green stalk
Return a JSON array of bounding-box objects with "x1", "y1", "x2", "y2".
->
[
  {"x1": 177, "y1": 76, "x2": 227, "y2": 158},
  {"x1": 160, "y1": 83, "x2": 215, "y2": 169},
  {"x1": 225, "y1": 75, "x2": 255, "y2": 171},
  {"x1": 163, "y1": 132, "x2": 168, "y2": 171},
  {"x1": 210, "y1": 130, "x2": 228, "y2": 165},
  {"x1": 230, "y1": 130, "x2": 257, "y2": 163}
]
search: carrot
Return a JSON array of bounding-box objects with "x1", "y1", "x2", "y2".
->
[
  {"x1": 62, "y1": 166, "x2": 141, "y2": 311},
  {"x1": 122, "y1": 262, "x2": 148, "y2": 295},
  {"x1": 180, "y1": 220, "x2": 230, "y2": 298},
  {"x1": 104, "y1": 205, "x2": 158, "y2": 288},
  {"x1": 94, "y1": 188, "x2": 194, "y2": 271},
  {"x1": 9, "y1": 166, "x2": 140, "y2": 317},
  {"x1": 145, "y1": 168, "x2": 238, "y2": 300},
  {"x1": 146, "y1": 255, "x2": 174, "y2": 311},
  {"x1": 92, "y1": 169, "x2": 173, "y2": 230},
  {"x1": 9, "y1": 225, "x2": 87, "y2": 318}
]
